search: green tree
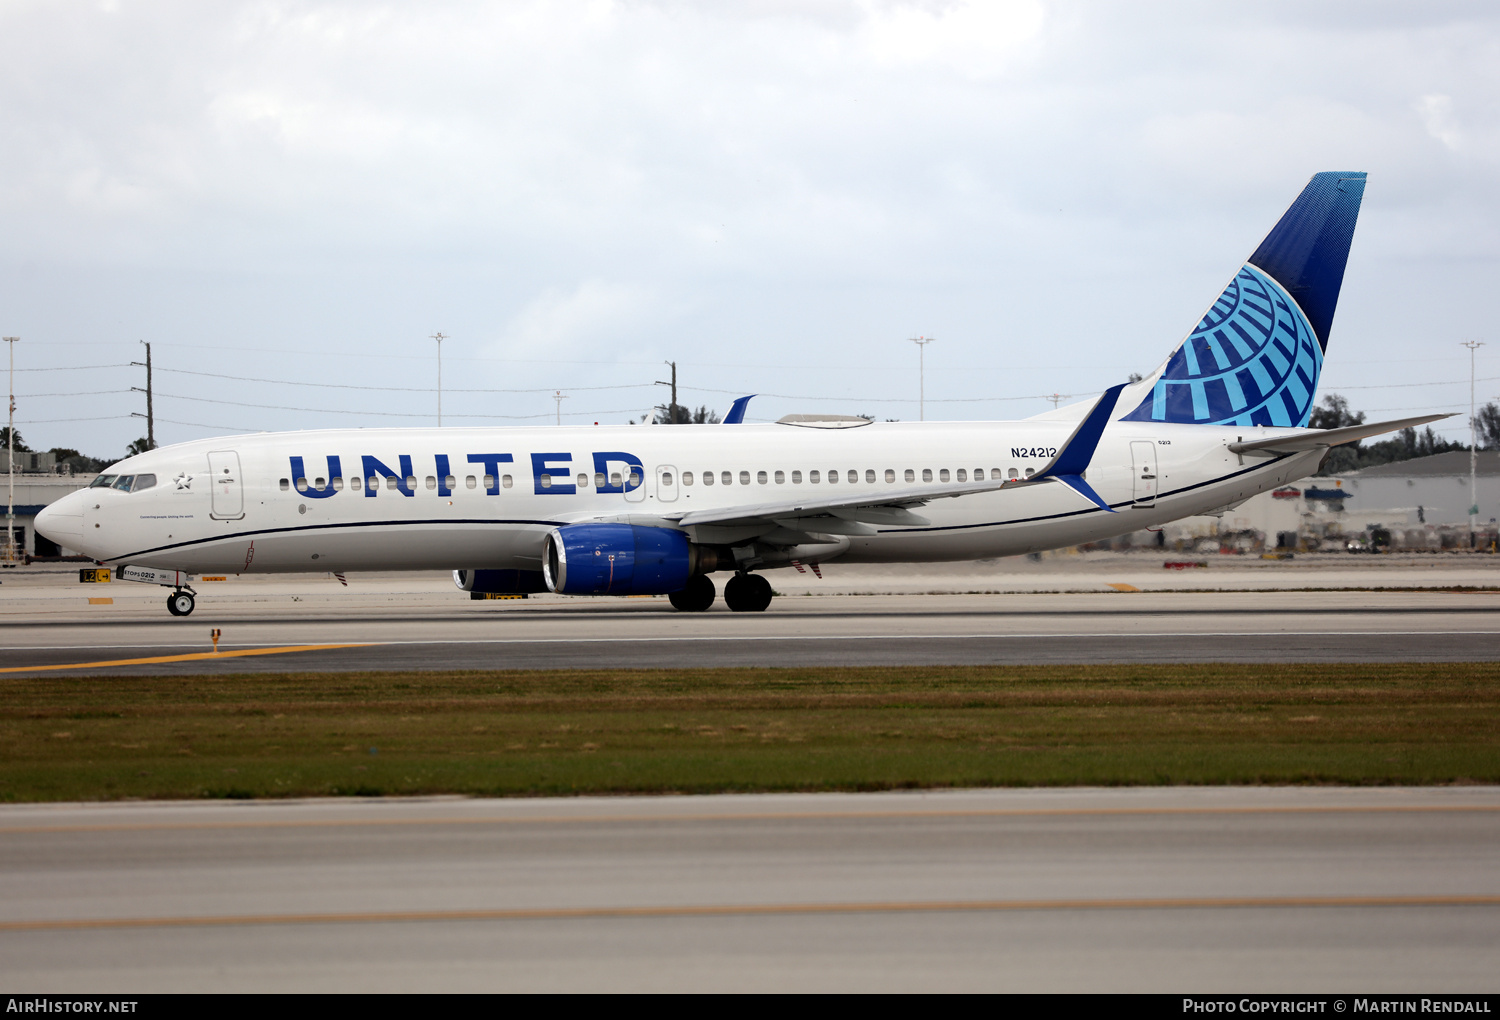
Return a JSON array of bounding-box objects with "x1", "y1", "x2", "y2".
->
[
  {"x1": 126, "y1": 436, "x2": 153, "y2": 457},
  {"x1": 0, "y1": 426, "x2": 28, "y2": 452},
  {"x1": 1308, "y1": 393, "x2": 1365, "y2": 431},
  {"x1": 1474, "y1": 401, "x2": 1500, "y2": 450},
  {"x1": 654, "y1": 403, "x2": 720, "y2": 424}
]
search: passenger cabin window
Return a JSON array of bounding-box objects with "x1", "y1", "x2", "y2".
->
[
  {"x1": 333, "y1": 477, "x2": 345, "y2": 491},
  {"x1": 443, "y1": 475, "x2": 455, "y2": 490},
  {"x1": 904, "y1": 469, "x2": 915, "y2": 482},
  {"x1": 576, "y1": 473, "x2": 589, "y2": 488},
  {"x1": 956, "y1": 469, "x2": 967, "y2": 482},
  {"x1": 295, "y1": 477, "x2": 309, "y2": 492},
  {"x1": 540, "y1": 475, "x2": 552, "y2": 489},
  {"x1": 683, "y1": 472, "x2": 694, "y2": 485},
  {"x1": 89, "y1": 475, "x2": 118, "y2": 489},
  {"x1": 703, "y1": 471, "x2": 714, "y2": 486},
  {"x1": 774, "y1": 470, "x2": 785, "y2": 484},
  {"x1": 792, "y1": 470, "x2": 802, "y2": 484},
  {"x1": 991, "y1": 468, "x2": 1002, "y2": 480},
  {"x1": 864, "y1": 469, "x2": 875, "y2": 483},
  {"x1": 827, "y1": 470, "x2": 838, "y2": 485},
  {"x1": 628, "y1": 471, "x2": 642, "y2": 486},
  {"x1": 977, "y1": 468, "x2": 987, "y2": 481},
  {"x1": 661, "y1": 472, "x2": 674, "y2": 486},
  {"x1": 757, "y1": 471, "x2": 767, "y2": 484},
  {"x1": 1007, "y1": 468, "x2": 1018, "y2": 479},
  {"x1": 940, "y1": 469, "x2": 950, "y2": 482},
  {"x1": 279, "y1": 478, "x2": 290, "y2": 491},
  {"x1": 351, "y1": 477, "x2": 361, "y2": 491},
  {"x1": 426, "y1": 476, "x2": 438, "y2": 490},
  {"x1": 465, "y1": 475, "x2": 477, "y2": 489},
  {"x1": 594, "y1": 472, "x2": 606, "y2": 487},
  {"x1": 922, "y1": 469, "x2": 933, "y2": 482},
  {"x1": 502, "y1": 474, "x2": 514, "y2": 488},
  {"x1": 809, "y1": 470, "x2": 820, "y2": 483},
  {"x1": 1024, "y1": 468, "x2": 1035, "y2": 478},
  {"x1": 721, "y1": 471, "x2": 732, "y2": 486},
  {"x1": 405, "y1": 475, "x2": 417, "y2": 490},
  {"x1": 739, "y1": 471, "x2": 751, "y2": 485},
  {"x1": 483, "y1": 474, "x2": 495, "y2": 490},
  {"x1": 884, "y1": 469, "x2": 895, "y2": 483}
]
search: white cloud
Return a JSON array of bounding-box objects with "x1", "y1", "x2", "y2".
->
[{"x1": 1415, "y1": 93, "x2": 1463, "y2": 151}]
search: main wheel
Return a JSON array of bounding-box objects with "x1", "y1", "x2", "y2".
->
[
  {"x1": 168, "y1": 591, "x2": 195, "y2": 617},
  {"x1": 723, "y1": 573, "x2": 773, "y2": 612},
  {"x1": 668, "y1": 574, "x2": 716, "y2": 612}
]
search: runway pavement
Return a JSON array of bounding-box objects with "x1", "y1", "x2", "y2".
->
[
  {"x1": 1, "y1": 786, "x2": 1496, "y2": 991},
  {"x1": 4, "y1": 574, "x2": 1500, "y2": 673}
]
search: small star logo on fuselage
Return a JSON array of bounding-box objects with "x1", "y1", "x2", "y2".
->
[{"x1": 174, "y1": 473, "x2": 193, "y2": 490}]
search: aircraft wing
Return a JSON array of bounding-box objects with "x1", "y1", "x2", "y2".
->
[
  {"x1": 663, "y1": 382, "x2": 1132, "y2": 531},
  {"x1": 1226, "y1": 413, "x2": 1455, "y2": 455}
]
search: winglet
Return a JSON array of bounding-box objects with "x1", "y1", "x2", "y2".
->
[
  {"x1": 1034, "y1": 383, "x2": 1127, "y2": 513},
  {"x1": 724, "y1": 395, "x2": 756, "y2": 424}
]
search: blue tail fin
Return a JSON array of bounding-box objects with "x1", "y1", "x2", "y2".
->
[{"x1": 1120, "y1": 171, "x2": 1366, "y2": 428}]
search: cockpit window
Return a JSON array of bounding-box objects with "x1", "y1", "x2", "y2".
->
[
  {"x1": 132, "y1": 474, "x2": 157, "y2": 492},
  {"x1": 89, "y1": 474, "x2": 118, "y2": 489},
  {"x1": 112, "y1": 475, "x2": 136, "y2": 491}
]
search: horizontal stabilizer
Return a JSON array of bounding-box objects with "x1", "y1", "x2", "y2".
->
[
  {"x1": 1226, "y1": 413, "x2": 1456, "y2": 455},
  {"x1": 1051, "y1": 474, "x2": 1116, "y2": 514}
]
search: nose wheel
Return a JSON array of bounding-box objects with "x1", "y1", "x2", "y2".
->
[
  {"x1": 167, "y1": 591, "x2": 196, "y2": 616},
  {"x1": 723, "y1": 573, "x2": 773, "y2": 612}
]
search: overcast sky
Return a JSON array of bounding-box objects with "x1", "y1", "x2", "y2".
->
[{"x1": 2, "y1": 0, "x2": 1497, "y2": 459}]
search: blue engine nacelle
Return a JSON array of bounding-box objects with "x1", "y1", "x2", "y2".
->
[{"x1": 543, "y1": 524, "x2": 692, "y2": 596}]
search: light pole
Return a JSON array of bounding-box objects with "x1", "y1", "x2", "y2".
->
[
  {"x1": 430, "y1": 333, "x2": 447, "y2": 426},
  {"x1": 1464, "y1": 340, "x2": 1485, "y2": 547},
  {"x1": 553, "y1": 390, "x2": 567, "y2": 425},
  {"x1": 4, "y1": 336, "x2": 17, "y2": 563},
  {"x1": 909, "y1": 337, "x2": 935, "y2": 421}
]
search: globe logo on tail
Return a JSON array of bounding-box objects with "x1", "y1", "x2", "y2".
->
[{"x1": 1122, "y1": 263, "x2": 1322, "y2": 428}]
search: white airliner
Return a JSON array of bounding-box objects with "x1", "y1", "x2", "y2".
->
[{"x1": 37, "y1": 171, "x2": 1444, "y2": 616}]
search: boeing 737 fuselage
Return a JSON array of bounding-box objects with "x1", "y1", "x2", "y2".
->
[{"x1": 35, "y1": 171, "x2": 1446, "y2": 615}]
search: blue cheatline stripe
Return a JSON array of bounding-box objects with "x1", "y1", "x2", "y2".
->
[
  {"x1": 877, "y1": 455, "x2": 1295, "y2": 535},
  {"x1": 107, "y1": 518, "x2": 570, "y2": 564}
]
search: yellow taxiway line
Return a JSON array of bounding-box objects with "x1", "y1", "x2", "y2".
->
[
  {"x1": 0, "y1": 643, "x2": 374, "y2": 674},
  {"x1": 3, "y1": 895, "x2": 1498, "y2": 931}
]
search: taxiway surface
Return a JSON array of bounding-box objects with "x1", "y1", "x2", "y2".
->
[
  {"x1": 2, "y1": 787, "x2": 1496, "y2": 992},
  {"x1": 4, "y1": 563, "x2": 1500, "y2": 673}
]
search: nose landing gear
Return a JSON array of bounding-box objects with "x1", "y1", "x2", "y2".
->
[
  {"x1": 723, "y1": 572, "x2": 773, "y2": 613},
  {"x1": 166, "y1": 590, "x2": 196, "y2": 616}
]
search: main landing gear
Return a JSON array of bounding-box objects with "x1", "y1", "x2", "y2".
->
[
  {"x1": 166, "y1": 589, "x2": 196, "y2": 616},
  {"x1": 723, "y1": 572, "x2": 773, "y2": 613},
  {"x1": 668, "y1": 574, "x2": 717, "y2": 612}
]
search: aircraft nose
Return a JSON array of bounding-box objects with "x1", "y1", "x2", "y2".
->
[{"x1": 35, "y1": 493, "x2": 84, "y2": 545}]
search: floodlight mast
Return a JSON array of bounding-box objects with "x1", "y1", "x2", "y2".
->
[
  {"x1": 909, "y1": 337, "x2": 935, "y2": 421},
  {"x1": 430, "y1": 333, "x2": 447, "y2": 426},
  {"x1": 4, "y1": 336, "x2": 16, "y2": 563},
  {"x1": 1464, "y1": 340, "x2": 1485, "y2": 546}
]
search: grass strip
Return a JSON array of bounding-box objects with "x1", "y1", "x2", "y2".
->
[{"x1": 2, "y1": 663, "x2": 1498, "y2": 801}]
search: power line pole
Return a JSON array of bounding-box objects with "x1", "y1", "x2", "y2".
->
[
  {"x1": 130, "y1": 341, "x2": 154, "y2": 450},
  {"x1": 909, "y1": 338, "x2": 935, "y2": 421},
  {"x1": 553, "y1": 390, "x2": 567, "y2": 425},
  {"x1": 656, "y1": 361, "x2": 678, "y2": 423},
  {"x1": 4, "y1": 337, "x2": 16, "y2": 563},
  {"x1": 430, "y1": 333, "x2": 446, "y2": 426},
  {"x1": 1464, "y1": 340, "x2": 1485, "y2": 547}
]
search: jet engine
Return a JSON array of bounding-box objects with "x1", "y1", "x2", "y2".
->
[{"x1": 542, "y1": 524, "x2": 708, "y2": 596}]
